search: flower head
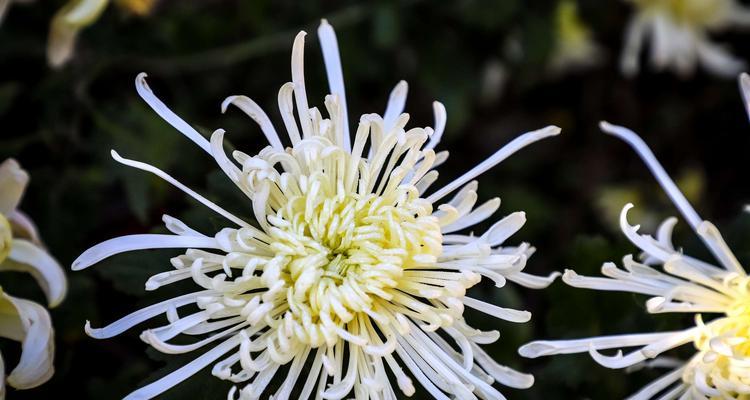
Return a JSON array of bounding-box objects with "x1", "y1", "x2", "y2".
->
[
  {"x1": 74, "y1": 20, "x2": 560, "y2": 400},
  {"x1": 621, "y1": 0, "x2": 750, "y2": 77},
  {"x1": 0, "y1": 159, "x2": 67, "y2": 397},
  {"x1": 520, "y1": 75, "x2": 750, "y2": 398}
]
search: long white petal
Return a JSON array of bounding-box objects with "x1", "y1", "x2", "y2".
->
[
  {"x1": 480, "y1": 211, "x2": 526, "y2": 246},
  {"x1": 291, "y1": 31, "x2": 313, "y2": 139},
  {"x1": 135, "y1": 73, "x2": 211, "y2": 153},
  {"x1": 427, "y1": 125, "x2": 560, "y2": 203},
  {"x1": 221, "y1": 96, "x2": 284, "y2": 151},
  {"x1": 84, "y1": 290, "x2": 212, "y2": 339},
  {"x1": 383, "y1": 81, "x2": 408, "y2": 133},
  {"x1": 318, "y1": 19, "x2": 350, "y2": 151},
  {"x1": 424, "y1": 101, "x2": 446, "y2": 151},
  {"x1": 600, "y1": 121, "x2": 701, "y2": 229},
  {"x1": 627, "y1": 366, "x2": 685, "y2": 400},
  {"x1": 519, "y1": 331, "x2": 680, "y2": 358},
  {"x1": 471, "y1": 343, "x2": 534, "y2": 389},
  {"x1": 124, "y1": 334, "x2": 241, "y2": 400},
  {"x1": 110, "y1": 150, "x2": 249, "y2": 228},
  {"x1": 462, "y1": 296, "x2": 531, "y2": 323},
  {"x1": 506, "y1": 271, "x2": 560, "y2": 289},
  {"x1": 73, "y1": 234, "x2": 219, "y2": 270}
]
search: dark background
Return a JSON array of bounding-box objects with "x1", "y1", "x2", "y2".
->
[{"x1": 2, "y1": 0, "x2": 750, "y2": 398}]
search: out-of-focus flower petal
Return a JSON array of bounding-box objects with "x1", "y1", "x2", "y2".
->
[
  {"x1": 0, "y1": 291, "x2": 54, "y2": 390},
  {"x1": 6, "y1": 210, "x2": 41, "y2": 246},
  {"x1": 2, "y1": 239, "x2": 67, "y2": 307},
  {"x1": 0, "y1": 159, "x2": 28, "y2": 216},
  {"x1": 47, "y1": 0, "x2": 109, "y2": 68}
]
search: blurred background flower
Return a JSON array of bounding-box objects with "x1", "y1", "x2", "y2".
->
[
  {"x1": 620, "y1": 0, "x2": 750, "y2": 77},
  {"x1": 1, "y1": 0, "x2": 750, "y2": 398},
  {"x1": 548, "y1": 0, "x2": 601, "y2": 73}
]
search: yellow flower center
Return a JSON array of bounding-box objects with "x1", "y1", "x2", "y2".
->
[
  {"x1": 264, "y1": 174, "x2": 443, "y2": 346},
  {"x1": 633, "y1": 0, "x2": 729, "y2": 27},
  {"x1": 0, "y1": 213, "x2": 11, "y2": 264},
  {"x1": 687, "y1": 283, "x2": 750, "y2": 392}
]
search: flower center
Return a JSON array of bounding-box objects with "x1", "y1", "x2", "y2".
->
[
  {"x1": 685, "y1": 286, "x2": 750, "y2": 390},
  {"x1": 262, "y1": 177, "x2": 443, "y2": 346}
]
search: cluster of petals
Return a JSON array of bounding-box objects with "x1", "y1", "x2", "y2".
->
[
  {"x1": 521, "y1": 75, "x2": 750, "y2": 399},
  {"x1": 74, "y1": 20, "x2": 560, "y2": 400},
  {"x1": 0, "y1": 159, "x2": 67, "y2": 399},
  {"x1": 620, "y1": 0, "x2": 750, "y2": 77}
]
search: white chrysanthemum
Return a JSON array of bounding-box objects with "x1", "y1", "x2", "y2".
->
[
  {"x1": 621, "y1": 0, "x2": 750, "y2": 77},
  {"x1": 0, "y1": 159, "x2": 67, "y2": 399},
  {"x1": 73, "y1": 20, "x2": 560, "y2": 400},
  {"x1": 521, "y1": 75, "x2": 750, "y2": 399}
]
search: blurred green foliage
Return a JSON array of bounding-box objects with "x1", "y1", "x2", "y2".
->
[{"x1": 2, "y1": 0, "x2": 750, "y2": 399}]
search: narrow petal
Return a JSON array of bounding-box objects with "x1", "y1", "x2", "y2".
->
[
  {"x1": 472, "y1": 343, "x2": 534, "y2": 389},
  {"x1": 221, "y1": 96, "x2": 284, "y2": 151},
  {"x1": 426, "y1": 125, "x2": 560, "y2": 203},
  {"x1": 600, "y1": 121, "x2": 702, "y2": 229},
  {"x1": 462, "y1": 296, "x2": 531, "y2": 323},
  {"x1": 317, "y1": 19, "x2": 350, "y2": 151},
  {"x1": 110, "y1": 150, "x2": 249, "y2": 228},
  {"x1": 84, "y1": 290, "x2": 212, "y2": 339},
  {"x1": 73, "y1": 234, "x2": 220, "y2": 270},
  {"x1": 424, "y1": 101, "x2": 446, "y2": 151},
  {"x1": 291, "y1": 31, "x2": 313, "y2": 139},
  {"x1": 383, "y1": 81, "x2": 408, "y2": 133},
  {"x1": 480, "y1": 212, "x2": 526, "y2": 246},
  {"x1": 134, "y1": 73, "x2": 211, "y2": 153},
  {"x1": 124, "y1": 334, "x2": 241, "y2": 400},
  {"x1": 506, "y1": 270, "x2": 560, "y2": 289},
  {"x1": 519, "y1": 331, "x2": 681, "y2": 358}
]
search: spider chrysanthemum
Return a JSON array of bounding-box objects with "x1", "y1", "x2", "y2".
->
[
  {"x1": 521, "y1": 75, "x2": 750, "y2": 399},
  {"x1": 73, "y1": 20, "x2": 560, "y2": 400}
]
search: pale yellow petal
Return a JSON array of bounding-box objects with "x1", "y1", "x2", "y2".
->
[
  {"x1": 2, "y1": 239, "x2": 67, "y2": 307},
  {"x1": 47, "y1": 0, "x2": 109, "y2": 67},
  {"x1": 6, "y1": 210, "x2": 41, "y2": 245},
  {"x1": 0, "y1": 159, "x2": 28, "y2": 215},
  {"x1": 2, "y1": 293, "x2": 54, "y2": 390}
]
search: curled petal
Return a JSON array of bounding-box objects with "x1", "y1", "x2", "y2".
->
[
  {"x1": 3, "y1": 239, "x2": 67, "y2": 307},
  {"x1": 0, "y1": 292, "x2": 55, "y2": 390}
]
